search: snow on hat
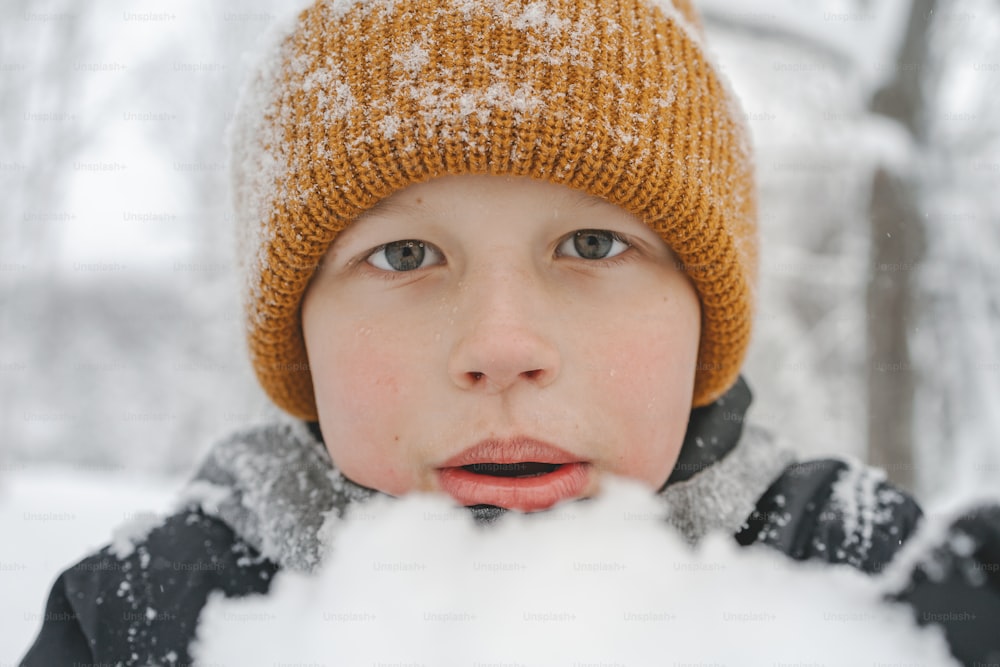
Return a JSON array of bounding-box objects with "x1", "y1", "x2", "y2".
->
[{"x1": 230, "y1": 0, "x2": 757, "y2": 420}]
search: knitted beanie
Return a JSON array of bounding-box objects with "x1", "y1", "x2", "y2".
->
[{"x1": 230, "y1": 0, "x2": 757, "y2": 421}]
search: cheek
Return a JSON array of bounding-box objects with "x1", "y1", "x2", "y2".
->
[
  {"x1": 307, "y1": 321, "x2": 417, "y2": 496},
  {"x1": 590, "y1": 294, "x2": 700, "y2": 487},
  {"x1": 319, "y1": 344, "x2": 400, "y2": 419}
]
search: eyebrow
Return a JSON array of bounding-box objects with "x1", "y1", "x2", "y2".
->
[
  {"x1": 354, "y1": 197, "x2": 420, "y2": 221},
  {"x1": 569, "y1": 192, "x2": 611, "y2": 209},
  {"x1": 344, "y1": 199, "x2": 429, "y2": 244}
]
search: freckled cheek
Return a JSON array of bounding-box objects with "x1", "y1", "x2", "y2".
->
[{"x1": 313, "y1": 335, "x2": 420, "y2": 496}]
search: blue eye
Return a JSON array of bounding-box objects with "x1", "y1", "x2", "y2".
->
[
  {"x1": 558, "y1": 230, "x2": 630, "y2": 260},
  {"x1": 367, "y1": 240, "x2": 443, "y2": 271}
]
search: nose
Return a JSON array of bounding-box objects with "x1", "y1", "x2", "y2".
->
[{"x1": 447, "y1": 263, "x2": 561, "y2": 394}]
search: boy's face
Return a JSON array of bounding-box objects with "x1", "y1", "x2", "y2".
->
[{"x1": 302, "y1": 174, "x2": 701, "y2": 512}]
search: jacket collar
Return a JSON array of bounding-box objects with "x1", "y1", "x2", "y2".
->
[{"x1": 664, "y1": 375, "x2": 754, "y2": 487}]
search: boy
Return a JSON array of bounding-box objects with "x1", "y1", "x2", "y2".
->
[{"x1": 21, "y1": 0, "x2": 1000, "y2": 664}]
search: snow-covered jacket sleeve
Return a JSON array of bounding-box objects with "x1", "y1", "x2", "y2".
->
[
  {"x1": 736, "y1": 457, "x2": 925, "y2": 574},
  {"x1": 19, "y1": 509, "x2": 279, "y2": 667}
]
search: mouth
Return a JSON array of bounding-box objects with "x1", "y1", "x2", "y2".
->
[
  {"x1": 435, "y1": 438, "x2": 591, "y2": 512},
  {"x1": 461, "y1": 462, "x2": 563, "y2": 477}
]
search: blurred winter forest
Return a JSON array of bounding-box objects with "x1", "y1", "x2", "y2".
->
[{"x1": 2, "y1": 0, "x2": 1000, "y2": 500}]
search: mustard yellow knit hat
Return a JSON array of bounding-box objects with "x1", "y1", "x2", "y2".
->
[{"x1": 230, "y1": 0, "x2": 757, "y2": 421}]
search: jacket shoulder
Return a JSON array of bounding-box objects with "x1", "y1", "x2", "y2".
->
[
  {"x1": 736, "y1": 458, "x2": 924, "y2": 574},
  {"x1": 20, "y1": 509, "x2": 279, "y2": 667}
]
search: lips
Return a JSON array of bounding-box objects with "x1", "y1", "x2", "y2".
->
[{"x1": 436, "y1": 438, "x2": 591, "y2": 512}]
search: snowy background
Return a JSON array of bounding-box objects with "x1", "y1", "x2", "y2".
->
[{"x1": 2, "y1": 0, "x2": 1000, "y2": 662}]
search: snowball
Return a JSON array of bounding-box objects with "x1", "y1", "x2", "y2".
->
[{"x1": 191, "y1": 476, "x2": 957, "y2": 666}]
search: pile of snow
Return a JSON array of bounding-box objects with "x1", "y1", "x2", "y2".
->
[{"x1": 192, "y1": 476, "x2": 957, "y2": 666}]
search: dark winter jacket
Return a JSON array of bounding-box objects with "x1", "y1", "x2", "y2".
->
[{"x1": 19, "y1": 377, "x2": 1000, "y2": 666}]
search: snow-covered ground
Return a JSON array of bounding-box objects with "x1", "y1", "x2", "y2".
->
[{"x1": 0, "y1": 467, "x2": 180, "y2": 663}]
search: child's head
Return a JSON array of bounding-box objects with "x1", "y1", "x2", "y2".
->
[
  {"x1": 300, "y1": 173, "x2": 701, "y2": 509},
  {"x1": 230, "y1": 0, "x2": 756, "y2": 507}
]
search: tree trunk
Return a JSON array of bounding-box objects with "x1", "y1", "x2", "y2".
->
[
  {"x1": 866, "y1": 0, "x2": 937, "y2": 491},
  {"x1": 866, "y1": 168, "x2": 925, "y2": 490}
]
